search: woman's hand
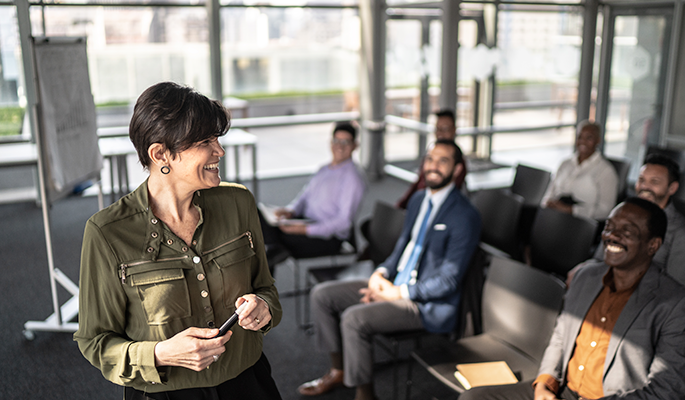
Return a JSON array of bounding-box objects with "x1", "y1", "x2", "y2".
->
[
  {"x1": 236, "y1": 295, "x2": 271, "y2": 331},
  {"x1": 154, "y1": 327, "x2": 232, "y2": 371}
]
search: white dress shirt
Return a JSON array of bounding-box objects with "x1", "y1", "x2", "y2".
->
[
  {"x1": 542, "y1": 151, "x2": 618, "y2": 220},
  {"x1": 378, "y1": 182, "x2": 455, "y2": 299}
]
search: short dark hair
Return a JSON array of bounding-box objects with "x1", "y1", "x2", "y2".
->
[
  {"x1": 434, "y1": 139, "x2": 463, "y2": 165},
  {"x1": 622, "y1": 196, "x2": 667, "y2": 240},
  {"x1": 129, "y1": 82, "x2": 230, "y2": 169},
  {"x1": 333, "y1": 121, "x2": 357, "y2": 140},
  {"x1": 643, "y1": 153, "x2": 681, "y2": 185},
  {"x1": 435, "y1": 109, "x2": 455, "y2": 125}
]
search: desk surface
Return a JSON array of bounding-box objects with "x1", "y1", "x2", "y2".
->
[
  {"x1": 220, "y1": 129, "x2": 257, "y2": 146},
  {"x1": 0, "y1": 129, "x2": 257, "y2": 167},
  {"x1": 0, "y1": 142, "x2": 37, "y2": 168}
]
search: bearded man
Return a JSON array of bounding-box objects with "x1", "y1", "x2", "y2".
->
[{"x1": 297, "y1": 140, "x2": 482, "y2": 400}]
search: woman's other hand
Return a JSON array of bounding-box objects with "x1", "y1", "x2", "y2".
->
[
  {"x1": 236, "y1": 295, "x2": 271, "y2": 331},
  {"x1": 154, "y1": 327, "x2": 231, "y2": 371}
]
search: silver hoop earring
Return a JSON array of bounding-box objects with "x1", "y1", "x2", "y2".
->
[{"x1": 161, "y1": 165, "x2": 170, "y2": 175}]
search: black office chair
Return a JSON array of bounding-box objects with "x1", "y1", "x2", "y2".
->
[
  {"x1": 510, "y1": 164, "x2": 551, "y2": 207},
  {"x1": 361, "y1": 201, "x2": 406, "y2": 266},
  {"x1": 528, "y1": 207, "x2": 598, "y2": 278},
  {"x1": 607, "y1": 156, "x2": 631, "y2": 203},
  {"x1": 406, "y1": 256, "x2": 565, "y2": 398},
  {"x1": 470, "y1": 189, "x2": 525, "y2": 259},
  {"x1": 509, "y1": 164, "x2": 552, "y2": 245}
]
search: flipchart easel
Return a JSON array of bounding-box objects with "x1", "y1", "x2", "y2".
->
[{"x1": 17, "y1": 1, "x2": 104, "y2": 339}]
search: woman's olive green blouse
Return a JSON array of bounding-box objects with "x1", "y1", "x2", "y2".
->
[{"x1": 74, "y1": 180, "x2": 281, "y2": 393}]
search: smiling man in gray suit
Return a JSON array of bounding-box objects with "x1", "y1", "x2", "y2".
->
[{"x1": 461, "y1": 197, "x2": 685, "y2": 400}]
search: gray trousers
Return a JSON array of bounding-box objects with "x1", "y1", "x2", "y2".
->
[{"x1": 310, "y1": 279, "x2": 424, "y2": 387}]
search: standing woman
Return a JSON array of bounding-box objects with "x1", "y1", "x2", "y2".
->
[{"x1": 75, "y1": 82, "x2": 282, "y2": 399}]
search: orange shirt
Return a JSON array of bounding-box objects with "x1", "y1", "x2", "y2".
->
[{"x1": 534, "y1": 268, "x2": 645, "y2": 399}]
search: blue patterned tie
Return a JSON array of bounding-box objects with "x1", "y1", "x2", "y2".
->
[{"x1": 394, "y1": 200, "x2": 433, "y2": 286}]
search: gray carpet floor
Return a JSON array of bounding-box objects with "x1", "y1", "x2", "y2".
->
[{"x1": 0, "y1": 173, "x2": 460, "y2": 400}]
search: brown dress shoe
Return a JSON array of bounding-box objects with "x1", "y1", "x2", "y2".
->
[{"x1": 297, "y1": 368, "x2": 344, "y2": 396}]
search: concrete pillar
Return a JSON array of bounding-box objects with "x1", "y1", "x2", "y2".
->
[
  {"x1": 207, "y1": 0, "x2": 223, "y2": 101},
  {"x1": 577, "y1": 0, "x2": 598, "y2": 124},
  {"x1": 359, "y1": 0, "x2": 386, "y2": 180},
  {"x1": 439, "y1": 0, "x2": 461, "y2": 110}
]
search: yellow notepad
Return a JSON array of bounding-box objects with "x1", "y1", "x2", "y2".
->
[{"x1": 454, "y1": 361, "x2": 519, "y2": 390}]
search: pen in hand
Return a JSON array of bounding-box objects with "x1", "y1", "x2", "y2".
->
[{"x1": 215, "y1": 302, "x2": 249, "y2": 337}]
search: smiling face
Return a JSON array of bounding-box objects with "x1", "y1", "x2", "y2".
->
[
  {"x1": 167, "y1": 136, "x2": 226, "y2": 190},
  {"x1": 423, "y1": 143, "x2": 459, "y2": 190},
  {"x1": 635, "y1": 164, "x2": 678, "y2": 209},
  {"x1": 575, "y1": 126, "x2": 600, "y2": 162},
  {"x1": 602, "y1": 203, "x2": 661, "y2": 271},
  {"x1": 330, "y1": 130, "x2": 356, "y2": 166},
  {"x1": 435, "y1": 116, "x2": 456, "y2": 141}
]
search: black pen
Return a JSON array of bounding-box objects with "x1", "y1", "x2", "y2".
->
[{"x1": 215, "y1": 302, "x2": 249, "y2": 337}]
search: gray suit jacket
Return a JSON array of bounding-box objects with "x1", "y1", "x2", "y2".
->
[{"x1": 538, "y1": 261, "x2": 685, "y2": 400}]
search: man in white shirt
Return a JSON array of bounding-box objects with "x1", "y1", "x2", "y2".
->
[{"x1": 542, "y1": 121, "x2": 618, "y2": 220}]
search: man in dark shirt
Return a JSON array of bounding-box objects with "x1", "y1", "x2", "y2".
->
[{"x1": 396, "y1": 109, "x2": 466, "y2": 209}]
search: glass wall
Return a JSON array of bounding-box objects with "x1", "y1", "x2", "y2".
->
[
  {"x1": 603, "y1": 12, "x2": 671, "y2": 181},
  {"x1": 33, "y1": 6, "x2": 210, "y2": 106},
  {"x1": 0, "y1": 6, "x2": 24, "y2": 141},
  {"x1": 490, "y1": 8, "x2": 583, "y2": 170},
  {"x1": 220, "y1": 6, "x2": 359, "y2": 108}
]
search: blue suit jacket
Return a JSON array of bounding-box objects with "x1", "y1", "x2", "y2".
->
[{"x1": 382, "y1": 187, "x2": 481, "y2": 333}]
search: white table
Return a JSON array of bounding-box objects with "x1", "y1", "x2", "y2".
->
[
  {"x1": 0, "y1": 129, "x2": 258, "y2": 204},
  {"x1": 98, "y1": 129, "x2": 258, "y2": 203},
  {"x1": 219, "y1": 129, "x2": 258, "y2": 199},
  {"x1": 0, "y1": 142, "x2": 39, "y2": 203},
  {"x1": 98, "y1": 137, "x2": 135, "y2": 204}
]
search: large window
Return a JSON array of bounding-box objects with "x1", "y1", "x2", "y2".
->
[
  {"x1": 0, "y1": 6, "x2": 24, "y2": 141},
  {"x1": 221, "y1": 7, "x2": 359, "y2": 103},
  {"x1": 33, "y1": 6, "x2": 210, "y2": 105},
  {"x1": 490, "y1": 8, "x2": 583, "y2": 170}
]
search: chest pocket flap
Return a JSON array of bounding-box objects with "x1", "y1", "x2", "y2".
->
[
  {"x1": 204, "y1": 233, "x2": 255, "y2": 309},
  {"x1": 206, "y1": 235, "x2": 255, "y2": 269},
  {"x1": 125, "y1": 258, "x2": 193, "y2": 286}
]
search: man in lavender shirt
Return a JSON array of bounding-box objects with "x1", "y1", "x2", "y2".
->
[{"x1": 260, "y1": 122, "x2": 366, "y2": 270}]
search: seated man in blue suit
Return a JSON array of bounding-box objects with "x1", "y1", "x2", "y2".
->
[
  {"x1": 298, "y1": 139, "x2": 482, "y2": 400},
  {"x1": 460, "y1": 197, "x2": 685, "y2": 400}
]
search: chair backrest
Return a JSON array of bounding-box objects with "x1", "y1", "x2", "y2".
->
[
  {"x1": 366, "y1": 201, "x2": 406, "y2": 266},
  {"x1": 606, "y1": 156, "x2": 631, "y2": 203},
  {"x1": 470, "y1": 189, "x2": 525, "y2": 259},
  {"x1": 529, "y1": 207, "x2": 598, "y2": 277},
  {"x1": 482, "y1": 256, "x2": 566, "y2": 361},
  {"x1": 456, "y1": 246, "x2": 488, "y2": 339},
  {"x1": 511, "y1": 164, "x2": 552, "y2": 207}
]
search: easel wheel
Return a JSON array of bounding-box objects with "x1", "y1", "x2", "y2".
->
[{"x1": 23, "y1": 330, "x2": 35, "y2": 341}]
